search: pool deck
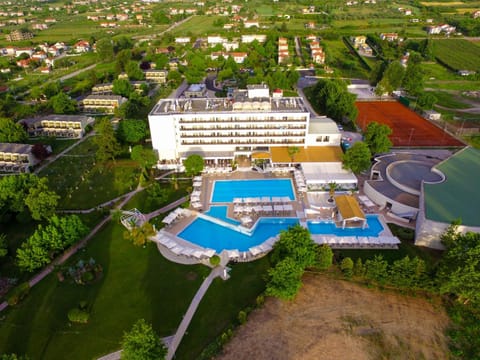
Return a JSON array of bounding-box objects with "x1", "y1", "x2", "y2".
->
[{"x1": 157, "y1": 169, "x2": 403, "y2": 264}]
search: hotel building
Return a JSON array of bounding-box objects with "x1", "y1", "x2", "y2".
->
[{"x1": 148, "y1": 85, "x2": 356, "y2": 188}]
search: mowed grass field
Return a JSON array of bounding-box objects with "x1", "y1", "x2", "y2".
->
[{"x1": 433, "y1": 39, "x2": 480, "y2": 72}]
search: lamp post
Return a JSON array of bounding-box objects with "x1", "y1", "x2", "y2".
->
[{"x1": 408, "y1": 128, "x2": 415, "y2": 146}]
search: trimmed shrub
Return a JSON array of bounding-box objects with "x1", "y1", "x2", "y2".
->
[
  {"x1": 237, "y1": 310, "x2": 247, "y2": 325},
  {"x1": 68, "y1": 308, "x2": 89, "y2": 323},
  {"x1": 210, "y1": 255, "x2": 220, "y2": 266},
  {"x1": 341, "y1": 257, "x2": 354, "y2": 278}
]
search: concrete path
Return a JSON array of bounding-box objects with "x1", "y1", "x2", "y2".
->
[
  {"x1": 166, "y1": 266, "x2": 225, "y2": 360},
  {"x1": 144, "y1": 196, "x2": 189, "y2": 221}
]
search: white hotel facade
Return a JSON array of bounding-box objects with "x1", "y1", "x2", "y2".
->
[
  {"x1": 149, "y1": 85, "x2": 339, "y2": 161},
  {"x1": 148, "y1": 85, "x2": 357, "y2": 189}
]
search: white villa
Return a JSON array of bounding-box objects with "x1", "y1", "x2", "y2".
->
[{"x1": 148, "y1": 84, "x2": 357, "y2": 189}]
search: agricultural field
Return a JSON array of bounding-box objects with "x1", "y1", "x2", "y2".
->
[{"x1": 432, "y1": 39, "x2": 480, "y2": 72}]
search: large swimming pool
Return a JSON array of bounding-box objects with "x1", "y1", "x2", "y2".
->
[
  {"x1": 211, "y1": 179, "x2": 295, "y2": 203},
  {"x1": 178, "y1": 212, "x2": 384, "y2": 252},
  {"x1": 178, "y1": 217, "x2": 298, "y2": 252}
]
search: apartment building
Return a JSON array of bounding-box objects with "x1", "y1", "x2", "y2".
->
[
  {"x1": 144, "y1": 69, "x2": 167, "y2": 84},
  {"x1": 0, "y1": 143, "x2": 36, "y2": 173},
  {"x1": 80, "y1": 95, "x2": 127, "y2": 114},
  {"x1": 21, "y1": 114, "x2": 92, "y2": 138}
]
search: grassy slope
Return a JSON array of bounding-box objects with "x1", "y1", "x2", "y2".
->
[
  {"x1": 176, "y1": 258, "x2": 270, "y2": 359},
  {"x1": 0, "y1": 221, "x2": 209, "y2": 359}
]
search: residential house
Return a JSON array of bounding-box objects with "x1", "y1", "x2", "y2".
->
[
  {"x1": 6, "y1": 30, "x2": 33, "y2": 42},
  {"x1": 244, "y1": 20, "x2": 259, "y2": 28},
  {"x1": 175, "y1": 37, "x2": 191, "y2": 44},
  {"x1": 380, "y1": 33, "x2": 399, "y2": 42},
  {"x1": 241, "y1": 34, "x2": 266, "y2": 43},
  {"x1": 350, "y1": 35, "x2": 366, "y2": 48},
  {"x1": 74, "y1": 40, "x2": 91, "y2": 53}
]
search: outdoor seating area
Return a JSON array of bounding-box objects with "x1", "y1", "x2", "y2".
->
[
  {"x1": 294, "y1": 169, "x2": 307, "y2": 192},
  {"x1": 232, "y1": 196, "x2": 294, "y2": 218},
  {"x1": 358, "y1": 195, "x2": 377, "y2": 213},
  {"x1": 311, "y1": 234, "x2": 400, "y2": 249},
  {"x1": 190, "y1": 176, "x2": 204, "y2": 209},
  {"x1": 153, "y1": 229, "x2": 216, "y2": 259},
  {"x1": 162, "y1": 208, "x2": 192, "y2": 226},
  {"x1": 202, "y1": 166, "x2": 232, "y2": 174}
]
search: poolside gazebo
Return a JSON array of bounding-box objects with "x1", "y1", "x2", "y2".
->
[{"x1": 334, "y1": 195, "x2": 366, "y2": 229}]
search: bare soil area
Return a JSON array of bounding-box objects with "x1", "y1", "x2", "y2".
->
[{"x1": 217, "y1": 274, "x2": 450, "y2": 360}]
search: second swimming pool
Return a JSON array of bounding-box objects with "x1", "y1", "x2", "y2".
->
[{"x1": 211, "y1": 179, "x2": 295, "y2": 203}]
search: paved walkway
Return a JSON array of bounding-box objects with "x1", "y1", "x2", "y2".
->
[{"x1": 166, "y1": 266, "x2": 225, "y2": 360}]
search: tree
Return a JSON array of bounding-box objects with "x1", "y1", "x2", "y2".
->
[
  {"x1": 340, "y1": 257, "x2": 354, "y2": 278},
  {"x1": 50, "y1": 92, "x2": 77, "y2": 114},
  {"x1": 315, "y1": 244, "x2": 333, "y2": 270},
  {"x1": 353, "y1": 258, "x2": 365, "y2": 277},
  {"x1": 131, "y1": 145, "x2": 157, "y2": 176},
  {"x1": 381, "y1": 61, "x2": 405, "y2": 91},
  {"x1": 117, "y1": 119, "x2": 148, "y2": 144},
  {"x1": 0, "y1": 233, "x2": 7, "y2": 258},
  {"x1": 0, "y1": 118, "x2": 27, "y2": 143},
  {"x1": 438, "y1": 227, "x2": 480, "y2": 305},
  {"x1": 402, "y1": 63, "x2": 424, "y2": 96},
  {"x1": 364, "y1": 255, "x2": 389, "y2": 285},
  {"x1": 96, "y1": 38, "x2": 114, "y2": 62},
  {"x1": 125, "y1": 61, "x2": 144, "y2": 81},
  {"x1": 24, "y1": 178, "x2": 59, "y2": 220},
  {"x1": 342, "y1": 142, "x2": 372, "y2": 174},
  {"x1": 121, "y1": 319, "x2": 167, "y2": 360},
  {"x1": 265, "y1": 257, "x2": 304, "y2": 301},
  {"x1": 16, "y1": 215, "x2": 88, "y2": 272},
  {"x1": 183, "y1": 154, "x2": 204, "y2": 177},
  {"x1": 112, "y1": 79, "x2": 134, "y2": 98},
  {"x1": 389, "y1": 256, "x2": 427, "y2": 289},
  {"x1": 363, "y1": 121, "x2": 392, "y2": 155},
  {"x1": 31, "y1": 143, "x2": 49, "y2": 161},
  {"x1": 124, "y1": 222, "x2": 156, "y2": 247},
  {"x1": 416, "y1": 93, "x2": 438, "y2": 110},
  {"x1": 271, "y1": 224, "x2": 316, "y2": 269},
  {"x1": 94, "y1": 118, "x2": 121, "y2": 162},
  {"x1": 308, "y1": 79, "x2": 358, "y2": 123},
  {"x1": 147, "y1": 183, "x2": 169, "y2": 208},
  {"x1": 287, "y1": 146, "x2": 300, "y2": 162}
]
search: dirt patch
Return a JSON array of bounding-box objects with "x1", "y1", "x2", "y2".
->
[{"x1": 217, "y1": 274, "x2": 450, "y2": 360}]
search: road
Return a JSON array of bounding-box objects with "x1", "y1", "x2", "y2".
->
[
  {"x1": 58, "y1": 64, "x2": 96, "y2": 82},
  {"x1": 132, "y1": 16, "x2": 194, "y2": 41}
]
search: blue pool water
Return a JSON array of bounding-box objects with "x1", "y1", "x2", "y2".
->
[
  {"x1": 178, "y1": 217, "x2": 298, "y2": 252},
  {"x1": 307, "y1": 215, "x2": 383, "y2": 237},
  {"x1": 178, "y1": 215, "x2": 383, "y2": 252},
  {"x1": 205, "y1": 206, "x2": 240, "y2": 225},
  {"x1": 211, "y1": 179, "x2": 295, "y2": 203}
]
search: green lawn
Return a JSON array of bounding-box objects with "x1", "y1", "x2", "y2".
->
[
  {"x1": 170, "y1": 16, "x2": 223, "y2": 36},
  {"x1": 176, "y1": 258, "x2": 270, "y2": 359},
  {"x1": 39, "y1": 137, "x2": 141, "y2": 209},
  {"x1": 428, "y1": 91, "x2": 472, "y2": 109},
  {"x1": 123, "y1": 179, "x2": 191, "y2": 214},
  {"x1": 28, "y1": 138, "x2": 78, "y2": 155},
  {"x1": 323, "y1": 39, "x2": 370, "y2": 79},
  {"x1": 0, "y1": 221, "x2": 209, "y2": 359}
]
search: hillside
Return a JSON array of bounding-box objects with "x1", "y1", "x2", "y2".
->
[{"x1": 217, "y1": 274, "x2": 450, "y2": 360}]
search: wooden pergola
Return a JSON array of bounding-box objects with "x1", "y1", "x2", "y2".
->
[{"x1": 335, "y1": 195, "x2": 366, "y2": 229}]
